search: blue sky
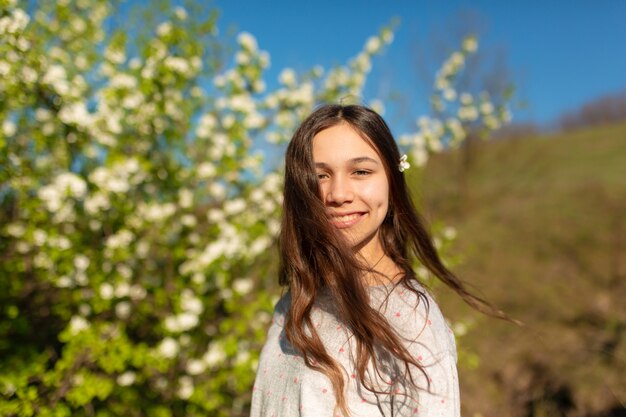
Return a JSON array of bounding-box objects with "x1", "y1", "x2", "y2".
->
[{"x1": 216, "y1": 0, "x2": 626, "y2": 128}]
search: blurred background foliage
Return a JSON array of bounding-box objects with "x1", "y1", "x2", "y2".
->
[{"x1": 1, "y1": 0, "x2": 624, "y2": 416}]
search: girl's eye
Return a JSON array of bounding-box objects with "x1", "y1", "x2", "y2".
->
[
  {"x1": 317, "y1": 172, "x2": 329, "y2": 180},
  {"x1": 354, "y1": 170, "x2": 371, "y2": 176}
]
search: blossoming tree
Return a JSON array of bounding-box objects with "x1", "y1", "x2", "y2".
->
[{"x1": 0, "y1": 0, "x2": 510, "y2": 415}]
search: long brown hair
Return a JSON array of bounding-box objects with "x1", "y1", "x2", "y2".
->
[{"x1": 279, "y1": 104, "x2": 509, "y2": 416}]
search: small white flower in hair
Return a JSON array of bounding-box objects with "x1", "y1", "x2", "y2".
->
[{"x1": 398, "y1": 154, "x2": 410, "y2": 172}]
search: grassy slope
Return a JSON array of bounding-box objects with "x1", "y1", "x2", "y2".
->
[{"x1": 413, "y1": 123, "x2": 626, "y2": 416}]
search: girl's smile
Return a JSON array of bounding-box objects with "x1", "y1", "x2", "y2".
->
[{"x1": 328, "y1": 211, "x2": 367, "y2": 228}]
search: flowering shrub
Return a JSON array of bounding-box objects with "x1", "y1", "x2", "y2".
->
[{"x1": 0, "y1": 1, "x2": 509, "y2": 415}]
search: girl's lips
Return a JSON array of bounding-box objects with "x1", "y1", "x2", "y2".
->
[{"x1": 329, "y1": 212, "x2": 366, "y2": 229}]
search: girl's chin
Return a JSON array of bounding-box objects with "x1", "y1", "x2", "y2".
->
[{"x1": 345, "y1": 232, "x2": 381, "y2": 255}]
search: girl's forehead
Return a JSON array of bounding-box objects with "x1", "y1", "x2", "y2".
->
[{"x1": 312, "y1": 124, "x2": 380, "y2": 161}]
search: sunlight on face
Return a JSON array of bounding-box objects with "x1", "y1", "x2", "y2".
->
[{"x1": 312, "y1": 123, "x2": 389, "y2": 260}]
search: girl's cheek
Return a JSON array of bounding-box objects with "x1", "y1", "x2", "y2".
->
[{"x1": 361, "y1": 180, "x2": 388, "y2": 199}]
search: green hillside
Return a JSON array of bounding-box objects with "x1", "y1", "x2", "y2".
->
[{"x1": 415, "y1": 123, "x2": 626, "y2": 417}]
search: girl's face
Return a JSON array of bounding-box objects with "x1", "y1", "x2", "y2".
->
[{"x1": 312, "y1": 123, "x2": 389, "y2": 259}]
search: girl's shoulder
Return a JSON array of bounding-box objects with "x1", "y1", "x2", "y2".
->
[{"x1": 369, "y1": 278, "x2": 454, "y2": 340}]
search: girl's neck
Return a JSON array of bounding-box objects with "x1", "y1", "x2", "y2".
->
[
  {"x1": 355, "y1": 235, "x2": 403, "y2": 286},
  {"x1": 358, "y1": 251, "x2": 403, "y2": 287}
]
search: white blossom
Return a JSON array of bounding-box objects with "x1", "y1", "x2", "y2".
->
[
  {"x1": 186, "y1": 359, "x2": 206, "y2": 375},
  {"x1": 460, "y1": 93, "x2": 473, "y2": 105},
  {"x1": 68, "y1": 316, "x2": 89, "y2": 335},
  {"x1": 165, "y1": 311, "x2": 199, "y2": 333},
  {"x1": 115, "y1": 301, "x2": 131, "y2": 319},
  {"x1": 278, "y1": 68, "x2": 296, "y2": 87},
  {"x1": 177, "y1": 376, "x2": 194, "y2": 399},
  {"x1": 458, "y1": 106, "x2": 479, "y2": 121},
  {"x1": 235, "y1": 349, "x2": 250, "y2": 366},
  {"x1": 213, "y1": 74, "x2": 227, "y2": 88},
  {"x1": 480, "y1": 101, "x2": 495, "y2": 115},
  {"x1": 100, "y1": 283, "x2": 114, "y2": 300},
  {"x1": 452, "y1": 321, "x2": 468, "y2": 336},
  {"x1": 74, "y1": 255, "x2": 90, "y2": 270},
  {"x1": 203, "y1": 342, "x2": 226, "y2": 367},
  {"x1": 435, "y1": 76, "x2": 450, "y2": 91},
  {"x1": 0, "y1": 61, "x2": 10, "y2": 76},
  {"x1": 120, "y1": 93, "x2": 142, "y2": 112},
  {"x1": 229, "y1": 94, "x2": 255, "y2": 113},
  {"x1": 174, "y1": 6, "x2": 187, "y2": 20},
  {"x1": 56, "y1": 276, "x2": 72, "y2": 288},
  {"x1": 446, "y1": 118, "x2": 465, "y2": 142},
  {"x1": 158, "y1": 337, "x2": 179, "y2": 359},
  {"x1": 483, "y1": 114, "x2": 501, "y2": 130},
  {"x1": 222, "y1": 114, "x2": 235, "y2": 129},
  {"x1": 267, "y1": 219, "x2": 281, "y2": 236},
  {"x1": 105, "y1": 229, "x2": 134, "y2": 249},
  {"x1": 138, "y1": 202, "x2": 177, "y2": 222},
  {"x1": 2, "y1": 120, "x2": 16, "y2": 136},
  {"x1": 55, "y1": 172, "x2": 87, "y2": 198},
  {"x1": 129, "y1": 284, "x2": 147, "y2": 301},
  {"x1": 181, "y1": 290, "x2": 203, "y2": 315},
  {"x1": 6, "y1": 223, "x2": 25, "y2": 238},
  {"x1": 411, "y1": 146, "x2": 428, "y2": 168},
  {"x1": 443, "y1": 88, "x2": 457, "y2": 102},
  {"x1": 117, "y1": 371, "x2": 136, "y2": 386},
  {"x1": 259, "y1": 50, "x2": 270, "y2": 68},
  {"x1": 49, "y1": 236, "x2": 71, "y2": 250},
  {"x1": 110, "y1": 73, "x2": 137, "y2": 90},
  {"x1": 178, "y1": 189, "x2": 194, "y2": 209},
  {"x1": 365, "y1": 36, "x2": 381, "y2": 54},
  {"x1": 42, "y1": 65, "x2": 68, "y2": 91},
  {"x1": 178, "y1": 313, "x2": 199, "y2": 330},
  {"x1": 157, "y1": 22, "x2": 172, "y2": 37},
  {"x1": 290, "y1": 82, "x2": 314, "y2": 105},
  {"x1": 232, "y1": 277, "x2": 254, "y2": 295},
  {"x1": 353, "y1": 53, "x2": 372, "y2": 73},
  {"x1": 368, "y1": 99, "x2": 384, "y2": 115},
  {"x1": 449, "y1": 52, "x2": 464, "y2": 68},
  {"x1": 462, "y1": 36, "x2": 478, "y2": 53},
  {"x1": 443, "y1": 226, "x2": 458, "y2": 240},
  {"x1": 164, "y1": 57, "x2": 190, "y2": 74},
  {"x1": 78, "y1": 303, "x2": 91, "y2": 316},
  {"x1": 21, "y1": 66, "x2": 37, "y2": 84},
  {"x1": 207, "y1": 208, "x2": 225, "y2": 224},
  {"x1": 114, "y1": 282, "x2": 131, "y2": 298},
  {"x1": 235, "y1": 51, "x2": 249, "y2": 65},
  {"x1": 181, "y1": 214, "x2": 197, "y2": 228},
  {"x1": 84, "y1": 193, "x2": 110, "y2": 214},
  {"x1": 252, "y1": 79, "x2": 266, "y2": 93},
  {"x1": 196, "y1": 162, "x2": 216, "y2": 178},
  {"x1": 59, "y1": 102, "x2": 93, "y2": 128},
  {"x1": 209, "y1": 182, "x2": 226, "y2": 199},
  {"x1": 2, "y1": 8, "x2": 30, "y2": 34},
  {"x1": 381, "y1": 29, "x2": 394, "y2": 43},
  {"x1": 192, "y1": 273, "x2": 205, "y2": 285},
  {"x1": 223, "y1": 198, "x2": 246, "y2": 216},
  {"x1": 237, "y1": 32, "x2": 257, "y2": 52},
  {"x1": 244, "y1": 112, "x2": 264, "y2": 129}
]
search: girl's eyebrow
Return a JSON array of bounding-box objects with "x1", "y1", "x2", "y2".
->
[
  {"x1": 349, "y1": 156, "x2": 379, "y2": 165},
  {"x1": 314, "y1": 157, "x2": 379, "y2": 168}
]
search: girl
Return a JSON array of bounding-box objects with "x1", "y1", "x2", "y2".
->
[{"x1": 250, "y1": 104, "x2": 507, "y2": 416}]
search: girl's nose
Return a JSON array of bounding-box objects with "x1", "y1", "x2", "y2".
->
[{"x1": 326, "y1": 177, "x2": 354, "y2": 205}]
